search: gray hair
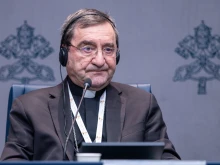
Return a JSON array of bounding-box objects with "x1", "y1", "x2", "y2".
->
[{"x1": 61, "y1": 9, "x2": 119, "y2": 48}]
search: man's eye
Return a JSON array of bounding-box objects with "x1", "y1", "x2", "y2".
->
[
  {"x1": 104, "y1": 47, "x2": 114, "y2": 54},
  {"x1": 81, "y1": 46, "x2": 95, "y2": 53}
]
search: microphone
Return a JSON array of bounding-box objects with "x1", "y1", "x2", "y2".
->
[
  {"x1": 63, "y1": 78, "x2": 92, "y2": 159},
  {"x1": 84, "y1": 78, "x2": 92, "y2": 89}
]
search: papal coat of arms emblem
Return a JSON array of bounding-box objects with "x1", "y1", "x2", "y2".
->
[
  {"x1": 0, "y1": 21, "x2": 55, "y2": 84},
  {"x1": 173, "y1": 20, "x2": 220, "y2": 94}
]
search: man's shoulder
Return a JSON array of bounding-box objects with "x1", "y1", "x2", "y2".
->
[
  {"x1": 110, "y1": 81, "x2": 151, "y2": 97},
  {"x1": 17, "y1": 83, "x2": 62, "y2": 102}
]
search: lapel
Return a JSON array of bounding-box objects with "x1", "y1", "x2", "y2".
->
[
  {"x1": 106, "y1": 83, "x2": 126, "y2": 142},
  {"x1": 48, "y1": 80, "x2": 75, "y2": 160}
]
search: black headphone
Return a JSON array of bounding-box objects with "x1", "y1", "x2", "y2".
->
[{"x1": 59, "y1": 13, "x2": 120, "y2": 67}]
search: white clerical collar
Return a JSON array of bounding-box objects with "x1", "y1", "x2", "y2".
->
[{"x1": 84, "y1": 90, "x2": 96, "y2": 98}]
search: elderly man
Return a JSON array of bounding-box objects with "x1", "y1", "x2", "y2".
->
[{"x1": 1, "y1": 8, "x2": 180, "y2": 160}]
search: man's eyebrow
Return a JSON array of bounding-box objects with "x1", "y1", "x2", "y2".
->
[
  {"x1": 103, "y1": 43, "x2": 115, "y2": 47},
  {"x1": 77, "y1": 41, "x2": 116, "y2": 48},
  {"x1": 77, "y1": 40, "x2": 96, "y2": 47}
]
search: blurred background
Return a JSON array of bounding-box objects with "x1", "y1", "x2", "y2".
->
[{"x1": 0, "y1": 0, "x2": 220, "y2": 160}]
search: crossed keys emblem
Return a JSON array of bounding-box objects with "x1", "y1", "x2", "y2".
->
[
  {"x1": 173, "y1": 21, "x2": 220, "y2": 94},
  {"x1": 0, "y1": 21, "x2": 55, "y2": 84}
]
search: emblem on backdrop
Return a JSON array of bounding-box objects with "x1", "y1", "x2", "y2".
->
[
  {"x1": 173, "y1": 20, "x2": 220, "y2": 94},
  {"x1": 0, "y1": 20, "x2": 55, "y2": 84}
]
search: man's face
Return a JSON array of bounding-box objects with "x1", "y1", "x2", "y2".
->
[{"x1": 66, "y1": 22, "x2": 117, "y2": 91}]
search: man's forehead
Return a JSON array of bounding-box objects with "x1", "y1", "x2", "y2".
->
[
  {"x1": 74, "y1": 22, "x2": 114, "y2": 32},
  {"x1": 72, "y1": 22, "x2": 116, "y2": 43}
]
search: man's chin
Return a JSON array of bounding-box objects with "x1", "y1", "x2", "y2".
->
[{"x1": 89, "y1": 79, "x2": 109, "y2": 91}]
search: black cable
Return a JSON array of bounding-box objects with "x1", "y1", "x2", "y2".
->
[
  {"x1": 60, "y1": 64, "x2": 83, "y2": 160},
  {"x1": 60, "y1": 64, "x2": 68, "y2": 137}
]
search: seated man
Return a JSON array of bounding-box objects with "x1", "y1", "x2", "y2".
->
[{"x1": 1, "y1": 8, "x2": 180, "y2": 160}]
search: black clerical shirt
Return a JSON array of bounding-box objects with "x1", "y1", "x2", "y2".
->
[{"x1": 67, "y1": 77, "x2": 107, "y2": 148}]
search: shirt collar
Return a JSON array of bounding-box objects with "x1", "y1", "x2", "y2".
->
[{"x1": 67, "y1": 76, "x2": 106, "y2": 98}]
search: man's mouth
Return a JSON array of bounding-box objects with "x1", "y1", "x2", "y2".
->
[{"x1": 88, "y1": 70, "x2": 107, "y2": 73}]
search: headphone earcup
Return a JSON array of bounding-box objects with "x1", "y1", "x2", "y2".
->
[
  {"x1": 116, "y1": 50, "x2": 120, "y2": 65},
  {"x1": 59, "y1": 47, "x2": 68, "y2": 67}
]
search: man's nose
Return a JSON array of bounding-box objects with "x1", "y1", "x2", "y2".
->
[{"x1": 91, "y1": 49, "x2": 105, "y2": 67}]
